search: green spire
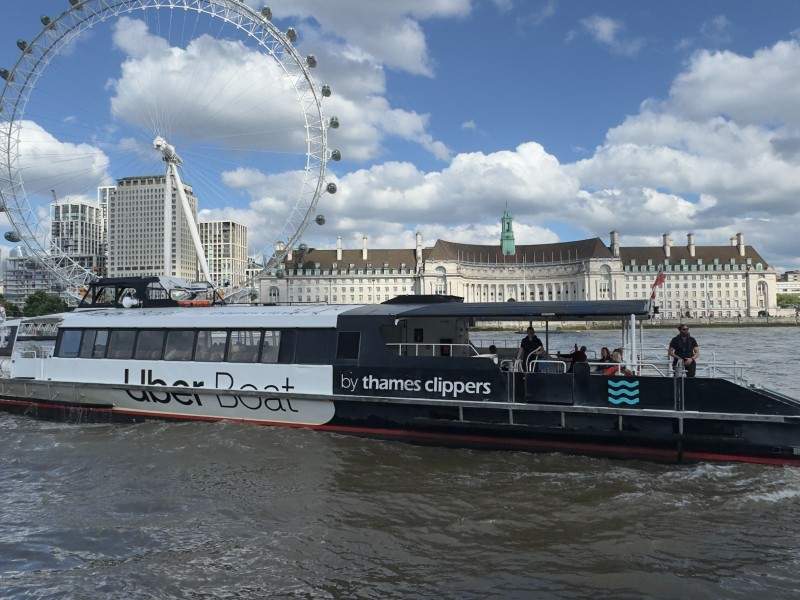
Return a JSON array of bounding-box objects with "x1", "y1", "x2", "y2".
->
[{"x1": 501, "y1": 207, "x2": 515, "y2": 256}]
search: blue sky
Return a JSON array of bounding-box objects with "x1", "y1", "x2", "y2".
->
[{"x1": 2, "y1": 0, "x2": 800, "y2": 269}]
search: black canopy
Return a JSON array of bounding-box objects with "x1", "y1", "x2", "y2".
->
[{"x1": 345, "y1": 300, "x2": 652, "y2": 321}]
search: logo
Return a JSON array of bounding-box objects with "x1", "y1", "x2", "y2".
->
[{"x1": 607, "y1": 379, "x2": 640, "y2": 405}]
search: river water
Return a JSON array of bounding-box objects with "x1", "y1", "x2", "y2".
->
[{"x1": 1, "y1": 327, "x2": 799, "y2": 599}]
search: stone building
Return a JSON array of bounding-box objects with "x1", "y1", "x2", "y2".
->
[
  {"x1": 199, "y1": 220, "x2": 248, "y2": 288},
  {"x1": 107, "y1": 175, "x2": 198, "y2": 280},
  {"x1": 257, "y1": 213, "x2": 778, "y2": 317}
]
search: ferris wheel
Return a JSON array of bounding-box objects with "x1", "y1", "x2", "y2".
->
[{"x1": 0, "y1": 0, "x2": 339, "y2": 296}]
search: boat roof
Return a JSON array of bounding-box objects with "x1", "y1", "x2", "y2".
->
[
  {"x1": 48, "y1": 299, "x2": 651, "y2": 329},
  {"x1": 60, "y1": 304, "x2": 357, "y2": 329},
  {"x1": 344, "y1": 300, "x2": 652, "y2": 321}
]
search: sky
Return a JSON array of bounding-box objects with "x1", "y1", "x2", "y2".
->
[{"x1": 1, "y1": 0, "x2": 800, "y2": 270}]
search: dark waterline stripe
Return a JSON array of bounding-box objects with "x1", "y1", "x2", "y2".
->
[{"x1": 4, "y1": 396, "x2": 800, "y2": 467}]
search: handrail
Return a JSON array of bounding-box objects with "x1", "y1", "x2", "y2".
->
[
  {"x1": 527, "y1": 358, "x2": 568, "y2": 374},
  {"x1": 386, "y1": 342, "x2": 479, "y2": 357}
]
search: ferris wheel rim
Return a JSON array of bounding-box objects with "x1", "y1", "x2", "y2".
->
[{"x1": 0, "y1": 0, "x2": 329, "y2": 294}]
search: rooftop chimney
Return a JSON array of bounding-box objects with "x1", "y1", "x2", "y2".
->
[
  {"x1": 662, "y1": 233, "x2": 671, "y2": 258},
  {"x1": 415, "y1": 231, "x2": 423, "y2": 273},
  {"x1": 736, "y1": 232, "x2": 745, "y2": 257},
  {"x1": 610, "y1": 230, "x2": 620, "y2": 258},
  {"x1": 336, "y1": 236, "x2": 342, "y2": 261},
  {"x1": 730, "y1": 236, "x2": 736, "y2": 247},
  {"x1": 362, "y1": 235, "x2": 368, "y2": 260},
  {"x1": 687, "y1": 233, "x2": 695, "y2": 258},
  {"x1": 287, "y1": 246, "x2": 293, "y2": 261}
]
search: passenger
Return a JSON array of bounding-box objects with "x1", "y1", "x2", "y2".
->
[
  {"x1": 488, "y1": 344, "x2": 497, "y2": 354},
  {"x1": 592, "y1": 346, "x2": 613, "y2": 373},
  {"x1": 558, "y1": 344, "x2": 588, "y2": 373},
  {"x1": 516, "y1": 326, "x2": 545, "y2": 371},
  {"x1": 603, "y1": 351, "x2": 632, "y2": 376},
  {"x1": 669, "y1": 324, "x2": 699, "y2": 377}
]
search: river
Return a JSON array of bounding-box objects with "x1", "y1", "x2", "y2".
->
[{"x1": 1, "y1": 326, "x2": 799, "y2": 599}]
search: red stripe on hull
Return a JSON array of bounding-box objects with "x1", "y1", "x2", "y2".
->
[{"x1": 3, "y1": 396, "x2": 800, "y2": 467}]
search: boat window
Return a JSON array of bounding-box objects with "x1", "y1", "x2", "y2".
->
[
  {"x1": 294, "y1": 329, "x2": 335, "y2": 364},
  {"x1": 228, "y1": 330, "x2": 262, "y2": 363},
  {"x1": 92, "y1": 330, "x2": 109, "y2": 358},
  {"x1": 135, "y1": 330, "x2": 165, "y2": 360},
  {"x1": 79, "y1": 329, "x2": 97, "y2": 358},
  {"x1": 57, "y1": 329, "x2": 82, "y2": 358},
  {"x1": 107, "y1": 329, "x2": 136, "y2": 359},
  {"x1": 261, "y1": 330, "x2": 281, "y2": 363},
  {"x1": 195, "y1": 330, "x2": 228, "y2": 362},
  {"x1": 278, "y1": 329, "x2": 296, "y2": 363},
  {"x1": 164, "y1": 330, "x2": 196, "y2": 361},
  {"x1": 336, "y1": 332, "x2": 360, "y2": 360}
]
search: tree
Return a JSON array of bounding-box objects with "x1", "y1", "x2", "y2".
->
[
  {"x1": 0, "y1": 294, "x2": 22, "y2": 318},
  {"x1": 22, "y1": 291, "x2": 69, "y2": 317},
  {"x1": 777, "y1": 293, "x2": 800, "y2": 308}
]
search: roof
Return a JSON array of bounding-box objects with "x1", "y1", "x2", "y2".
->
[
  {"x1": 343, "y1": 300, "x2": 652, "y2": 321},
  {"x1": 620, "y1": 245, "x2": 769, "y2": 266},
  {"x1": 283, "y1": 248, "x2": 417, "y2": 270},
  {"x1": 59, "y1": 304, "x2": 358, "y2": 329},
  {"x1": 424, "y1": 238, "x2": 613, "y2": 263}
]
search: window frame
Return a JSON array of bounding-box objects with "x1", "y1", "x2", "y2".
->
[
  {"x1": 164, "y1": 329, "x2": 197, "y2": 362},
  {"x1": 106, "y1": 329, "x2": 137, "y2": 360},
  {"x1": 227, "y1": 329, "x2": 263, "y2": 363},
  {"x1": 194, "y1": 329, "x2": 230, "y2": 363},
  {"x1": 56, "y1": 329, "x2": 82, "y2": 358},
  {"x1": 134, "y1": 329, "x2": 167, "y2": 361},
  {"x1": 336, "y1": 331, "x2": 361, "y2": 361}
]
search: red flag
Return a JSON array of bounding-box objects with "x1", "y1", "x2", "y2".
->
[{"x1": 650, "y1": 270, "x2": 666, "y2": 300}]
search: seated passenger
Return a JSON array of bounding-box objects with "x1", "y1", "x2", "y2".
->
[
  {"x1": 603, "y1": 351, "x2": 633, "y2": 376},
  {"x1": 558, "y1": 344, "x2": 588, "y2": 373},
  {"x1": 593, "y1": 346, "x2": 613, "y2": 373}
]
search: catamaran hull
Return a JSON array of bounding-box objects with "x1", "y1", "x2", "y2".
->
[{"x1": 3, "y1": 383, "x2": 800, "y2": 467}]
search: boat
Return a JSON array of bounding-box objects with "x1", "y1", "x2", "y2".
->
[{"x1": 1, "y1": 276, "x2": 799, "y2": 466}]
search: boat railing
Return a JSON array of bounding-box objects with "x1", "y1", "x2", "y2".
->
[{"x1": 386, "y1": 343, "x2": 479, "y2": 358}]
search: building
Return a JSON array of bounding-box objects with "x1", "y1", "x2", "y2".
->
[
  {"x1": 50, "y1": 197, "x2": 105, "y2": 275},
  {"x1": 260, "y1": 235, "x2": 418, "y2": 304},
  {"x1": 107, "y1": 175, "x2": 198, "y2": 280},
  {"x1": 778, "y1": 271, "x2": 800, "y2": 294},
  {"x1": 199, "y1": 220, "x2": 248, "y2": 288},
  {"x1": 3, "y1": 246, "x2": 64, "y2": 306},
  {"x1": 256, "y1": 213, "x2": 778, "y2": 317}
]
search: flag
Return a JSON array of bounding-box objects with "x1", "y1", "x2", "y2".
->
[{"x1": 650, "y1": 269, "x2": 666, "y2": 300}]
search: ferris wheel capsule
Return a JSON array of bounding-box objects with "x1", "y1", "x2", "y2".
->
[
  {"x1": 315, "y1": 214, "x2": 326, "y2": 225},
  {"x1": 260, "y1": 7, "x2": 272, "y2": 20},
  {"x1": 40, "y1": 15, "x2": 53, "y2": 28},
  {"x1": 0, "y1": 69, "x2": 12, "y2": 82},
  {"x1": 330, "y1": 149, "x2": 341, "y2": 161},
  {"x1": 286, "y1": 28, "x2": 297, "y2": 43},
  {"x1": 329, "y1": 116, "x2": 340, "y2": 129},
  {"x1": 306, "y1": 55, "x2": 317, "y2": 68},
  {"x1": 4, "y1": 231, "x2": 21, "y2": 243},
  {"x1": 326, "y1": 182, "x2": 337, "y2": 194},
  {"x1": 17, "y1": 40, "x2": 30, "y2": 53},
  {"x1": 321, "y1": 85, "x2": 331, "y2": 97},
  {"x1": 69, "y1": 0, "x2": 84, "y2": 8}
]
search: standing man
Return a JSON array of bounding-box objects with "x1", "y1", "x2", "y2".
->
[
  {"x1": 517, "y1": 326, "x2": 545, "y2": 370},
  {"x1": 669, "y1": 324, "x2": 700, "y2": 377}
]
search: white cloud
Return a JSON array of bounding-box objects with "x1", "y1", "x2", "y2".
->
[
  {"x1": 461, "y1": 120, "x2": 477, "y2": 131},
  {"x1": 517, "y1": 0, "x2": 557, "y2": 27},
  {"x1": 568, "y1": 37, "x2": 800, "y2": 268},
  {"x1": 253, "y1": 0, "x2": 471, "y2": 77},
  {"x1": 700, "y1": 14, "x2": 732, "y2": 46},
  {"x1": 667, "y1": 39, "x2": 800, "y2": 128},
  {"x1": 578, "y1": 15, "x2": 644, "y2": 57},
  {"x1": 207, "y1": 142, "x2": 577, "y2": 251},
  {"x1": 108, "y1": 17, "x2": 448, "y2": 162},
  {"x1": 10, "y1": 120, "x2": 110, "y2": 199}
]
